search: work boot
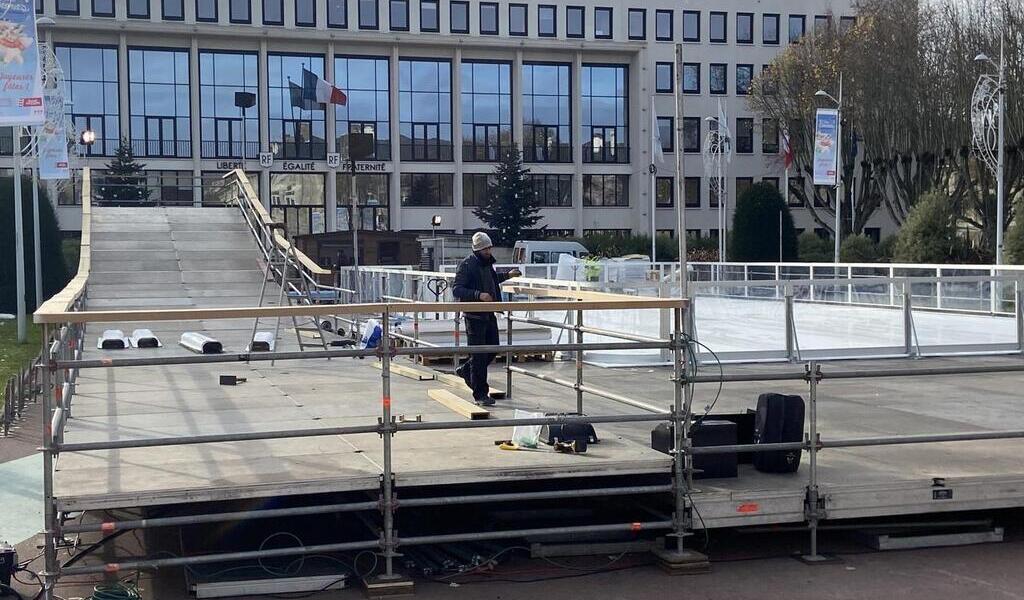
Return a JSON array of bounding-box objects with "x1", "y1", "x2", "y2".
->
[{"x1": 474, "y1": 395, "x2": 496, "y2": 406}]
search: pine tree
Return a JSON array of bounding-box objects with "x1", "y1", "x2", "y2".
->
[
  {"x1": 474, "y1": 145, "x2": 541, "y2": 246},
  {"x1": 99, "y1": 139, "x2": 151, "y2": 204}
]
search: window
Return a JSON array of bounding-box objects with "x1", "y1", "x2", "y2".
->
[
  {"x1": 682, "y1": 63, "x2": 699, "y2": 94},
  {"x1": 583, "y1": 174, "x2": 628, "y2": 207},
  {"x1": 736, "y1": 12, "x2": 753, "y2": 43},
  {"x1": 532, "y1": 174, "x2": 572, "y2": 207},
  {"x1": 761, "y1": 64, "x2": 778, "y2": 94},
  {"x1": 684, "y1": 177, "x2": 700, "y2": 207},
  {"x1": 270, "y1": 173, "x2": 326, "y2": 237},
  {"x1": 337, "y1": 173, "x2": 390, "y2": 231},
  {"x1": 538, "y1": 5, "x2": 555, "y2": 36},
  {"x1": 789, "y1": 15, "x2": 805, "y2": 43},
  {"x1": 762, "y1": 176, "x2": 779, "y2": 191},
  {"x1": 200, "y1": 51, "x2": 259, "y2": 159},
  {"x1": 655, "y1": 9, "x2": 672, "y2": 41},
  {"x1": 136, "y1": 170, "x2": 194, "y2": 206},
  {"x1": 814, "y1": 15, "x2": 830, "y2": 34},
  {"x1": 566, "y1": 6, "x2": 584, "y2": 38},
  {"x1": 710, "y1": 11, "x2": 726, "y2": 42},
  {"x1": 582, "y1": 64, "x2": 628, "y2": 163},
  {"x1": 682, "y1": 10, "x2": 699, "y2": 42},
  {"x1": 710, "y1": 179, "x2": 722, "y2": 207},
  {"x1": 93, "y1": 0, "x2": 114, "y2": 16},
  {"x1": 655, "y1": 62, "x2": 672, "y2": 93},
  {"x1": 336, "y1": 56, "x2": 391, "y2": 161},
  {"x1": 461, "y1": 61, "x2": 512, "y2": 161},
  {"x1": 763, "y1": 14, "x2": 779, "y2": 44},
  {"x1": 709, "y1": 63, "x2": 726, "y2": 95},
  {"x1": 682, "y1": 117, "x2": 699, "y2": 152},
  {"x1": 268, "y1": 53, "x2": 327, "y2": 159},
  {"x1": 401, "y1": 173, "x2": 453, "y2": 206},
  {"x1": 736, "y1": 177, "x2": 753, "y2": 199},
  {"x1": 399, "y1": 58, "x2": 452, "y2": 161},
  {"x1": 685, "y1": 229, "x2": 700, "y2": 239},
  {"x1": 736, "y1": 64, "x2": 753, "y2": 95},
  {"x1": 594, "y1": 7, "x2": 612, "y2": 38},
  {"x1": 419, "y1": 0, "x2": 438, "y2": 31},
  {"x1": 359, "y1": 0, "x2": 379, "y2": 29},
  {"x1": 197, "y1": 0, "x2": 218, "y2": 22},
  {"x1": 462, "y1": 173, "x2": 493, "y2": 207},
  {"x1": 789, "y1": 177, "x2": 805, "y2": 206},
  {"x1": 163, "y1": 0, "x2": 183, "y2": 20},
  {"x1": 864, "y1": 227, "x2": 881, "y2": 243},
  {"x1": 230, "y1": 0, "x2": 251, "y2": 23},
  {"x1": 450, "y1": 0, "x2": 468, "y2": 33},
  {"x1": 129, "y1": 48, "x2": 191, "y2": 158},
  {"x1": 584, "y1": 228, "x2": 630, "y2": 237},
  {"x1": 56, "y1": 0, "x2": 79, "y2": 15},
  {"x1": 762, "y1": 118, "x2": 779, "y2": 153},
  {"x1": 328, "y1": 0, "x2": 347, "y2": 27},
  {"x1": 737, "y1": 117, "x2": 753, "y2": 152},
  {"x1": 480, "y1": 2, "x2": 498, "y2": 34},
  {"x1": 128, "y1": 0, "x2": 150, "y2": 18},
  {"x1": 523, "y1": 62, "x2": 571, "y2": 163},
  {"x1": 202, "y1": 171, "x2": 260, "y2": 206},
  {"x1": 57, "y1": 45, "x2": 120, "y2": 157},
  {"x1": 628, "y1": 8, "x2": 645, "y2": 40},
  {"x1": 840, "y1": 16, "x2": 856, "y2": 35},
  {"x1": 656, "y1": 177, "x2": 672, "y2": 207},
  {"x1": 389, "y1": 0, "x2": 408, "y2": 30},
  {"x1": 264, "y1": 0, "x2": 283, "y2": 24},
  {"x1": 509, "y1": 3, "x2": 526, "y2": 35},
  {"x1": 657, "y1": 116, "x2": 673, "y2": 153},
  {"x1": 814, "y1": 227, "x2": 830, "y2": 240},
  {"x1": 294, "y1": 0, "x2": 315, "y2": 25},
  {"x1": 36, "y1": 0, "x2": 42, "y2": 13}
]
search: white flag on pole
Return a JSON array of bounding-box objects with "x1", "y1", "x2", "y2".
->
[{"x1": 651, "y1": 96, "x2": 664, "y2": 164}]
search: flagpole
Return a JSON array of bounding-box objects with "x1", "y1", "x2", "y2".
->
[
  {"x1": 651, "y1": 167, "x2": 657, "y2": 263},
  {"x1": 673, "y1": 43, "x2": 687, "y2": 296}
]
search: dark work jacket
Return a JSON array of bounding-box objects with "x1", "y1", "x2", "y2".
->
[{"x1": 453, "y1": 251, "x2": 511, "y2": 319}]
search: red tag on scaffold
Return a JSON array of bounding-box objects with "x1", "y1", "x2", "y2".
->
[
  {"x1": 101, "y1": 521, "x2": 116, "y2": 534},
  {"x1": 104, "y1": 563, "x2": 120, "y2": 574},
  {"x1": 630, "y1": 522, "x2": 642, "y2": 533},
  {"x1": 54, "y1": 386, "x2": 62, "y2": 402},
  {"x1": 737, "y1": 503, "x2": 760, "y2": 514},
  {"x1": 382, "y1": 396, "x2": 391, "y2": 409}
]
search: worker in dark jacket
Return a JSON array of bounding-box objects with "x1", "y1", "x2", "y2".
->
[{"x1": 452, "y1": 232, "x2": 521, "y2": 405}]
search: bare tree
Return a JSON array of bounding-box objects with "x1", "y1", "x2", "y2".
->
[{"x1": 749, "y1": 0, "x2": 1023, "y2": 257}]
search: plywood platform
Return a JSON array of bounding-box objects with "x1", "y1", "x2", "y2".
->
[{"x1": 51, "y1": 206, "x2": 1024, "y2": 528}]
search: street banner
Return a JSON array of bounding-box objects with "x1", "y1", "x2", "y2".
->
[
  {"x1": 813, "y1": 108, "x2": 839, "y2": 186},
  {"x1": 38, "y1": 120, "x2": 69, "y2": 179},
  {"x1": 0, "y1": 0, "x2": 44, "y2": 125}
]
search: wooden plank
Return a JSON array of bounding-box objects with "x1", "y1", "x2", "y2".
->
[
  {"x1": 372, "y1": 361, "x2": 436, "y2": 381},
  {"x1": 434, "y1": 371, "x2": 504, "y2": 398},
  {"x1": 36, "y1": 169, "x2": 92, "y2": 316},
  {"x1": 427, "y1": 389, "x2": 489, "y2": 420}
]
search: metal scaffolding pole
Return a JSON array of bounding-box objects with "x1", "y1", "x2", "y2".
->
[
  {"x1": 377, "y1": 307, "x2": 400, "y2": 582},
  {"x1": 505, "y1": 313, "x2": 513, "y2": 399},
  {"x1": 575, "y1": 308, "x2": 584, "y2": 414},
  {"x1": 41, "y1": 325, "x2": 56, "y2": 600}
]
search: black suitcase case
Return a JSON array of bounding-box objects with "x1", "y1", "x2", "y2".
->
[
  {"x1": 540, "y1": 414, "x2": 599, "y2": 452},
  {"x1": 752, "y1": 393, "x2": 805, "y2": 473},
  {"x1": 651, "y1": 420, "x2": 738, "y2": 479}
]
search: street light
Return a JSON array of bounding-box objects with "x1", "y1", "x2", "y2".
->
[
  {"x1": 815, "y1": 75, "x2": 843, "y2": 263},
  {"x1": 80, "y1": 128, "x2": 96, "y2": 146},
  {"x1": 973, "y1": 44, "x2": 1005, "y2": 264}
]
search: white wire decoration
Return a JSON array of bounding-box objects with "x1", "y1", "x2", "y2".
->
[
  {"x1": 702, "y1": 107, "x2": 733, "y2": 265},
  {"x1": 971, "y1": 72, "x2": 1000, "y2": 178}
]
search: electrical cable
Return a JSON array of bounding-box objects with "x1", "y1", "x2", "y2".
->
[
  {"x1": 684, "y1": 334, "x2": 724, "y2": 429},
  {"x1": 86, "y1": 582, "x2": 141, "y2": 600}
]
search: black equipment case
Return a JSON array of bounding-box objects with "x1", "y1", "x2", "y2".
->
[
  {"x1": 752, "y1": 393, "x2": 805, "y2": 473},
  {"x1": 651, "y1": 420, "x2": 738, "y2": 479}
]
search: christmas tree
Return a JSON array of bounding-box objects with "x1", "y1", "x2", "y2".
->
[
  {"x1": 474, "y1": 145, "x2": 541, "y2": 246},
  {"x1": 99, "y1": 138, "x2": 151, "y2": 204}
]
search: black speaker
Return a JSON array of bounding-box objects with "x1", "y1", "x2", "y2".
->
[{"x1": 349, "y1": 132, "x2": 375, "y2": 161}]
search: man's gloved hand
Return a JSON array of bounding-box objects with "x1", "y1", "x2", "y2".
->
[
  {"x1": 507, "y1": 268, "x2": 522, "y2": 278},
  {"x1": 479, "y1": 292, "x2": 494, "y2": 302}
]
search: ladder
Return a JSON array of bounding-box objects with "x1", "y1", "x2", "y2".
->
[{"x1": 249, "y1": 222, "x2": 330, "y2": 360}]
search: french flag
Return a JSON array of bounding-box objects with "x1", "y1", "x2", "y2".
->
[{"x1": 302, "y1": 68, "x2": 347, "y2": 106}]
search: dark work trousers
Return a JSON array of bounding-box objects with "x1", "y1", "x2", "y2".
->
[{"x1": 464, "y1": 313, "x2": 500, "y2": 400}]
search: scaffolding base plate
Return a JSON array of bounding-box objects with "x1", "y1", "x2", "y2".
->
[
  {"x1": 362, "y1": 575, "x2": 415, "y2": 599},
  {"x1": 795, "y1": 553, "x2": 842, "y2": 565},
  {"x1": 652, "y1": 547, "x2": 710, "y2": 575}
]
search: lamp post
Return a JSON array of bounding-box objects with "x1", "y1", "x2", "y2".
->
[
  {"x1": 430, "y1": 215, "x2": 443, "y2": 270},
  {"x1": 815, "y1": 76, "x2": 843, "y2": 263},
  {"x1": 974, "y1": 43, "x2": 1005, "y2": 264}
]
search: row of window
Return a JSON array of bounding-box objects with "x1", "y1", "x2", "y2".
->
[
  {"x1": 47, "y1": 0, "x2": 853, "y2": 43},
  {"x1": 653, "y1": 175, "x2": 837, "y2": 209},
  {"x1": 59, "y1": 45, "x2": 629, "y2": 164},
  {"x1": 656, "y1": 62, "x2": 771, "y2": 96},
  {"x1": 403, "y1": 172, "x2": 626, "y2": 207},
  {"x1": 657, "y1": 116, "x2": 780, "y2": 156}
]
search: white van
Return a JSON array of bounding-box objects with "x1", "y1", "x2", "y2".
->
[{"x1": 512, "y1": 240, "x2": 590, "y2": 264}]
